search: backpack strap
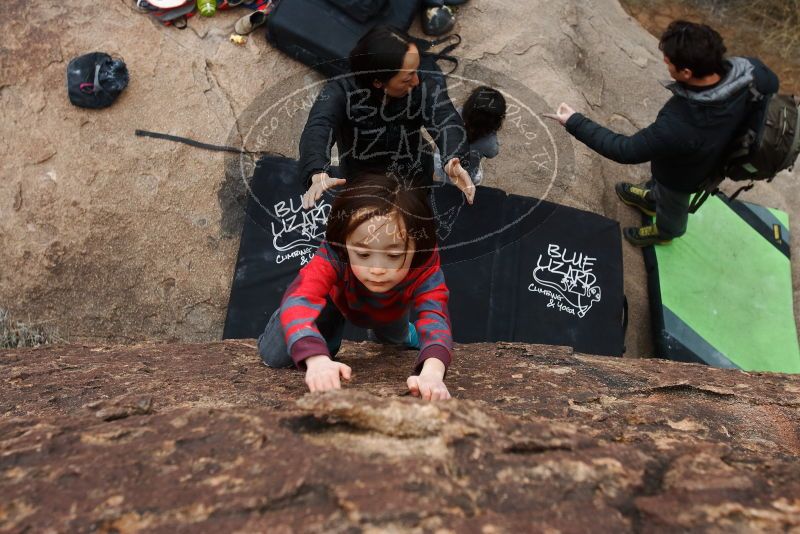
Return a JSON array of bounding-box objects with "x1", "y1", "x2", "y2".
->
[
  {"x1": 416, "y1": 34, "x2": 461, "y2": 74},
  {"x1": 729, "y1": 181, "x2": 756, "y2": 202},
  {"x1": 688, "y1": 188, "x2": 713, "y2": 213},
  {"x1": 688, "y1": 168, "x2": 724, "y2": 213},
  {"x1": 134, "y1": 129, "x2": 281, "y2": 156},
  {"x1": 748, "y1": 84, "x2": 765, "y2": 103},
  {"x1": 431, "y1": 33, "x2": 461, "y2": 56}
]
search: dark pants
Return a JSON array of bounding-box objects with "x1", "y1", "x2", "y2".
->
[
  {"x1": 258, "y1": 301, "x2": 410, "y2": 368},
  {"x1": 651, "y1": 181, "x2": 691, "y2": 239}
]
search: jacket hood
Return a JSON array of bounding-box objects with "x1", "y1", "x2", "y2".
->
[{"x1": 662, "y1": 57, "x2": 754, "y2": 104}]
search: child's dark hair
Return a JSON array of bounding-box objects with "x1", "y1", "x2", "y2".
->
[
  {"x1": 326, "y1": 171, "x2": 437, "y2": 269},
  {"x1": 349, "y1": 25, "x2": 416, "y2": 91},
  {"x1": 462, "y1": 86, "x2": 506, "y2": 143},
  {"x1": 659, "y1": 20, "x2": 727, "y2": 78}
]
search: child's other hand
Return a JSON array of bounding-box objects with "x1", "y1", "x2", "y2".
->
[
  {"x1": 406, "y1": 373, "x2": 451, "y2": 401},
  {"x1": 304, "y1": 355, "x2": 352, "y2": 392}
]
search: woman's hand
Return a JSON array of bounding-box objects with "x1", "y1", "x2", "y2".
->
[
  {"x1": 302, "y1": 172, "x2": 347, "y2": 210},
  {"x1": 445, "y1": 158, "x2": 475, "y2": 205},
  {"x1": 543, "y1": 103, "x2": 576, "y2": 126},
  {"x1": 304, "y1": 355, "x2": 352, "y2": 392},
  {"x1": 406, "y1": 358, "x2": 451, "y2": 401}
]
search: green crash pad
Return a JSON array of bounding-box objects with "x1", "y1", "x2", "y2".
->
[{"x1": 644, "y1": 194, "x2": 800, "y2": 373}]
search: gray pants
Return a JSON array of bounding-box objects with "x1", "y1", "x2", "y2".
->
[
  {"x1": 650, "y1": 180, "x2": 691, "y2": 239},
  {"x1": 258, "y1": 302, "x2": 410, "y2": 368}
]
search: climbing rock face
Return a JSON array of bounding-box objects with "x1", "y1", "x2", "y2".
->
[
  {"x1": 2, "y1": 0, "x2": 798, "y2": 356},
  {"x1": 3, "y1": 341, "x2": 800, "y2": 531}
]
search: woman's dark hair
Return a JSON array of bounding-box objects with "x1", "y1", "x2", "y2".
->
[
  {"x1": 659, "y1": 20, "x2": 727, "y2": 78},
  {"x1": 349, "y1": 25, "x2": 416, "y2": 90},
  {"x1": 462, "y1": 86, "x2": 506, "y2": 142},
  {"x1": 326, "y1": 171, "x2": 437, "y2": 269}
]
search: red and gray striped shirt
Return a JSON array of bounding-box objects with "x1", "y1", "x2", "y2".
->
[{"x1": 279, "y1": 242, "x2": 452, "y2": 373}]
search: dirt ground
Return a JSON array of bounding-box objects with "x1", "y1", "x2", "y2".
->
[{"x1": 620, "y1": 0, "x2": 800, "y2": 94}]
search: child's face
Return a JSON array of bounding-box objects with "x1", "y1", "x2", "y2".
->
[{"x1": 346, "y1": 212, "x2": 414, "y2": 293}]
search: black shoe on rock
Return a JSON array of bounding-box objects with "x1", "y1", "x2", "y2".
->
[
  {"x1": 623, "y1": 224, "x2": 672, "y2": 247},
  {"x1": 615, "y1": 182, "x2": 656, "y2": 217}
]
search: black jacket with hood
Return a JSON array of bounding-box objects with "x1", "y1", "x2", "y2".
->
[
  {"x1": 297, "y1": 56, "x2": 472, "y2": 188},
  {"x1": 565, "y1": 57, "x2": 779, "y2": 193}
]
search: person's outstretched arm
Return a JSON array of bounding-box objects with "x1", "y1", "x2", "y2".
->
[{"x1": 545, "y1": 103, "x2": 688, "y2": 164}]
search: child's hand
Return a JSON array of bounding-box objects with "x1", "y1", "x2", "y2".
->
[
  {"x1": 407, "y1": 374, "x2": 451, "y2": 401},
  {"x1": 406, "y1": 359, "x2": 451, "y2": 402},
  {"x1": 304, "y1": 355, "x2": 352, "y2": 392}
]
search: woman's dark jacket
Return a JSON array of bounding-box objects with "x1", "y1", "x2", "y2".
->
[
  {"x1": 565, "y1": 57, "x2": 779, "y2": 193},
  {"x1": 298, "y1": 57, "x2": 472, "y2": 187}
]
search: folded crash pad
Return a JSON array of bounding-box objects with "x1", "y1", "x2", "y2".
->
[
  {"x1": 223, "y1": 156, "x2": 626, "y2": 356},
  {"x1": 643, "y1": 194, "x2": 800, "y2": 373}
]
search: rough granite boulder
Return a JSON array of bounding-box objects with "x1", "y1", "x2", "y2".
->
[
  {"x1": 2, "y1": 340, "x2": 800, "y2": 531},
  {"x1": 2, "y1": 0, "x2": 798, "y2": 357}
]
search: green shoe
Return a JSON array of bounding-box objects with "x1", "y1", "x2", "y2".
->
[
  {"x1": 623, "y1": 224, "x2": 672, "y2": 247},
  {"x1": 615, "y1": 182, "x2": 656, "y2": 217}
]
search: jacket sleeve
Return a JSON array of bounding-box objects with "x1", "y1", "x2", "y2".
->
[
  {"x1": 410, "y1": 266, "x2": 453, "y2": 375},
  {"x1": 565, "y1": 111, "x2": 691, "y2": 164},
  {"x1": 298, "y1": 80, "x2": 347, "y2": 189},
  {"x1": 279, "y1": 247, "x2": 340, "y2": 369},
  {"x1": 420, "y1": 63, "x2": 474, "y2": 178}
]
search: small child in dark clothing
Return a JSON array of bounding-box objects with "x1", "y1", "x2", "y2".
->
[{"x1": 434, "y1": 85, "x2": 507, "y2": 186}]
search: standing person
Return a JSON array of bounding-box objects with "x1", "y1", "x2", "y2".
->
[
  {"x1": 545, "y1": 20, "x2": 779, "y2": 247},
  {"x1": 299, "y1": 25, "x2": 476, "y2": 210},
  {"x1": 433, "y1": 85, "x2": 506, "y2": 186},
  {"x1": 258, "y1": 172, "x2": 453, "y2": 401}
]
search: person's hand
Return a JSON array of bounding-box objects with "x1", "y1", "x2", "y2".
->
[
  {"x1": 302, "y1": 172, "x2": 347, "y2": 210},
  {"x1": 304, "y1": 355, "x2": 352, "y2": 392},
  {"x1": 406, "y1": 358, "x2": 451, "y2": 401},
  {"x1": 543, "y1": 103, "x2": 576, "y2": 126},
  {"x1": 407, "y1": 373, "x2": 451, "y2": 401},
  {"x1": 444, "y1": 158, "x2": 475, "y2": 205}
]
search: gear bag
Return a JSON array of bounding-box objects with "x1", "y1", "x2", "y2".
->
[
  {"x1": 726, "y1": 91, "x2": 800, "y2": 182},
  {"x1": 66, "y1": 52, "x2": 129, "y2": 109},
  {"x1": 690, "y1": 90, "x2": 800, "y2": 213}
]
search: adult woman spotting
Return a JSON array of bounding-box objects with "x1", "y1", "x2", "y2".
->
[{"x1": 298, "y1": 25, "x2": 477, "y2": 209}]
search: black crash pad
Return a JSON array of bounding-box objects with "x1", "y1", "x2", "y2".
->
[{"x1": 223, "y1": 156, "x2": 626, "y2": 356}]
